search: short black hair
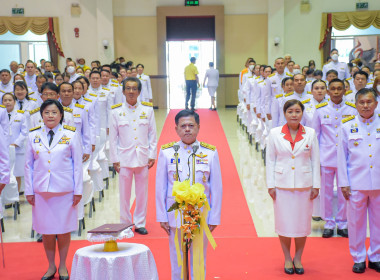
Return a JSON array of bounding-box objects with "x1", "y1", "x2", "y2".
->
[
  {"x1": 41, "y1": 82, "x2": 58, "y2": 94},
  {"x1": 353, "y1": 70, "x2": 369, "y2": 80},
  {"x1": 306, "y1": 69, "x2": 314, "y2": 75},
  {"x1": 326, "y1": 69, "x2": 338, "y2": 77},
  {"x1": 2, "y1": 92, "x2": 16, "y2": 103},
  {"x1": 355, "y1": 88, "x2": 377, "y2": 102},
  {"x1": 281, "y1": 77, "x2": 293, "y2": 87},
  {"x1": 311, "y1": 79, "x2": 327, "y2": 90},
  {"x1": 36, "y1": 74, "x2": 47, "y2": 82},
  {"x1": 72, "y1": 79, "x2": 84, "y2": 89},
  {"x1": 0, "y1": 69, "x2": 10, "y2": 74},
  {"x1": 14, "y1": 81, "x2": 29, "y2": 100},
  {"x1": 40, "y1": 99, "x2": 64, "y2": 124},
  {"x1": 330, "y1": 48, "x2": 338, "y2": 53},
  {"x1": 175, "y1": 109, "x2": 200, "y2": 125},
  {"x1": 136, "y1": 64, "x2": 144, "y2": 69},
  {"x1": 100, "y1": 69, "x2": 110, "y2": 74},
  {"x1": 112, "y1": 72, "x2": 119, "y2": 79},
  {"x1": 209, "y1": 62, "x2": 214, "y2": 67},
  {"x1": 76, "y1": 76, "x2": 90, "y2": 87},
  {"x1": 101, "y1": 64, "x2": 111, "y2": 70},
  {"x1": 89, "y1": 71, "x2": 101, "y2": 78},
  {"x1": 58, "y1": 82, "x2": 74, "y2": 93},
  {"x1": 123, "y1": 77, "x2": 142, "y2": 91},
  {"x1": 91, "y1": 60, "x2": 101, "y2": 66},
  {"x1": 190, "y1": 57, "x2": 196, "y2": 63},
  {"x1": 329, "y1": 78, "x2": 344, "y2": 88},
  {"x1": 283, "y1": 99, "x2": 305, "y2": 114},
  {"x1": 313, "y1": 70, "x2": 323, "y2": 77}
]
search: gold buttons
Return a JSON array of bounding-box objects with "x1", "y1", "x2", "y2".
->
[
  {"x1": 48, "y1": 170, "x2": 50, "y2": 173},
  {"x1": 292, "y1": 167, "x2": 295, "y2": 170},
  {"x1": 134, "y1": 137, "x2": 137, "y2": 140},
  {"x1": 133, "y1": 120, "x2": 136, "y2": 122},
  {"x1": 368, "y1": 133, "x2": 370, "y2": 136},
  {"x1": 335, "y1": 117, "x2": 338, "y2": 120},
  {"x1": 336, "y1": 109, "x2": 338, "y2": 111},
  {"x1": 48, "y1": 160, "x2": 51, "y2": 163},
  {"x1": 367, "y1": 123, "x2": 369, "y2": 126},
  {"x1": 369, "y1": 155, "x2": 372, "y2": 157},
  {"x1": 184, "y1": 145, "x2": 187, "y2": 149},
  {"x1": 335, "y1": 125, "x2": 338, "y2": 128},
  {"x1": 188, "y1": 150, "x2": 191, "y2": 154},
  {"x1": 292, "y1": 156, "x2": 295, "y2": 159},
  {"x1": 134, "y1": 128, "x2": 136, "y2": 131},
  {"x1": 133, "y1": 110, "x2": 135, "y2": 112},
  {"x1": 336, "y1": 144, "x2": 338, "y2": 146},
  {"x1": 336, "y1": 134, "x2": 338, "y2": 137},
  {"x1": 369, "y1": 144, "x2": 372, "y2": 147},
  {"x1": 135, "y1": 146, "x2": 138, "y2": 148},
  {"x1": 370, "y1": 165, "x2": 373, "y2": 168},
  {"x1": 48, "y1": 151, "x2": 51, "y2": 154}
]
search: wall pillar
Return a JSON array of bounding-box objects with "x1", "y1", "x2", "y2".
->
[{"x1": 267, "y1": 0, "x2": 285, "y2": 65}]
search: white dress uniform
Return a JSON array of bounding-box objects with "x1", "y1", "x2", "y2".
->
[
  {"x1": 322, "y1": 61, "x2": 350, "y2": 81},
  {"x1": 8, "y1": 108, "x2": 28, "y2": 177},
  {"x1": 76, "y1": 96, "x2": 97, "y2": 147},
  {"x1": 311, "y1": 100, "x2": 357, "y2": 230},
  {"x1": 344, "y1": 88, "x2": 359, "y2": 104},
  {"x1": 266, "y1": 125, "x2": 321, "y2": 237},
  {"x1": 0, "y1": 82, "x2": 13, "y2": 94},
  {"x1": 265, "y1": 72, "x2": 290, "y2": 116},
  {"x1": 137, "y1": 74, "x2": 153, "y2": 102},
  {"x1": 24, "y1": 74, "x2": 38, "y2": 93},
  {"x1": 16, "y1": 97, "x2": 38, "y2": 112},
  {"x1": 28, "y1": 106, "x2": 74, "y2": 129},
  {"x1": 109, "y1": 101, "x2": 157, "y2": 228},
  {"x1": 156, "y1": 140, "x2": 222, "y2": 280},
  {"x1": 204, "y1": 68, "x2": 219, "y2": 97},
  {"x1": 303, "y1": 97, "x2": 328, "y2": 127},
  {"x1": 242, "y1": 76, "x2": 260, "y2": 135},
  {"x1": 271, "y1": 93, "x2": 285, "y2": 128},
  {"x1": 24, "y1": 124, "x2": 83, "y2": 234},
  {"x1": 105, "y1": 79, "x2": 124, "y2": 105},
  {"x1": 0, "y1": 105, "x2": 10, "y2": 185},
  {"x1": 68, "y1": 73, "x2": 81, "y2": 83},
  {"x1": 337, "y1": 114, "x2": 380, "y2": 263}
]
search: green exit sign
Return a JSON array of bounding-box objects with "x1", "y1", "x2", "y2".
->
[
  {"x1": 356, "y1": 2, "x2": 368, "y2": 10},
  {"x1": 185, "y1": 0, "x2": 199, "y2": 6},
  {"x1": 12, "y1": 8, "x2": 25, "y2": 15}
]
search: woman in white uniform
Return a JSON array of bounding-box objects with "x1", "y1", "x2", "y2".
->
[
  {"x1": 25, "y1": 99, "x2": 83, "y2": 280},
  {"x1": 2, "y1": 93, "x2": 28, "y2": 193},
  {"x1": 266, "y1": 99, "x2": 320, "y2": 275},
  {"x1": 13, "y1": 81, "x2": 39, "y2": 113}
]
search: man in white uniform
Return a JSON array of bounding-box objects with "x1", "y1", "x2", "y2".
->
[
  {"x1": 345, "y1": 71, "x2": 369, "y2": 103},
  {"x1": 156, "y1": 109, "x2": 222, "y2": 279},
  {"x1": 109, "y1": 77, "x2": 157, "y2": 235},
  {"x1": 0, "y1": 69, "x2": 13, "y2": 97},
  {"x1": 203, "y1": 62, "x2": 219, "y2": 110},
  {"x1": 322, "y1": 49, "x2": 350, "y2": 81},
  {"x1": 338, "y1": 88, "x2": 380, "y2": 274},
  {"x1": 9, "y1": 61, "x2": 18, "y2": 80},
  {"x1": 136, "y1": 64, "x2": 153, "y2": 103},
  {"x1": 24, "y1": 60, "x2": 38, "y2": 93},
  {"x1": 67, "y1": 61, "x2": 81, "y2": 83}
]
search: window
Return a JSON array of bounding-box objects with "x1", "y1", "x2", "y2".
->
[{"x1": 0, "y1": 30, "x2": 50, "y2": 69}]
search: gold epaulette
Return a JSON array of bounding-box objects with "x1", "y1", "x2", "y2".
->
[
  {"x1": 200, "y1": 142, "x2": 216, "y2": 151},
  {"x1": 345, "y1": 101, "x2": 356, "y2": 108},
  {"x1": 89, "y1": 93, "x2": 97, "y2": 97},
  {"x1": 316, "y1": 102, "x2": 328, "y2": 109},
  {"x1": 83, "y1": 97, "x2": 92, "y2": 102},
  {"x1": 275, "y1": 94, "x2": 283, "y2": 99},
  {"x1": 111, "y1": 103, "x2": 122, "y2": 109},
  {"x1": 306, "y1": 80, "x2": 312, "y2": 84},
  {"x1": 141, "y1": 101, "x2": 153, "y2": 107},
  {"x1": 102, "y1": 87, "x2": 110, "y2": 91},
  {"x1": 29, "y1": 91, "x2": 35, "y2": 95},
  {"x1": 255, "y1": 76, "x2": 260, "y2": 79},
  {"x1": 75, "y1": 103, "x2": 85, "y2": 109},
  {"x1": 307, "y1": 91, "x2": 312, "y2": 94},
  {"x1": 0, "y1": 104, "x2": 5, "y2": 108},
  {"x1": 64, "y1": 125, "x2": 76, "y2": 132},
  {"x1": 258, "y1": 80, "x2": 264, "y2": 84},
  {"x1": 29, "y1": 97, "x2": 37, "y2": 101},
  {"x1": 342, "y1": 115, "x2": 355, "y2": 123},
  {"x1": 286, "y1": 72, "x2": 293, "y2": 77},
  {"x1": 111, "y1": 84, "x2": 118, "y2": 87},
  {"x1": 30, "y1": 107, "x2": 40, "y2": 115},
  {"x1": 29, "y1": 126, "x2": 41, "y2": 132},
  {"x1": 346, "y1": 77, "x2": 352, "y2": 81},
  {"x1": 17, "y1": 110, "x2": 25, "y2": 114},
  {"x1": 285, "y1": 92, "x2": 294, "y2": 97},
  {"x1": 268, "y1": 73, "x2": 275, "y2": 78},
  {"x1": 161, "y1": 141, "x2": 176, "y2": 150},
  {"x1": 302, "y1": 99, "x2": 311, "y2": 104},
  {"x1": 63, "y1": 107, "x2": 73, "y2": 113},
  {"x1": 111, "y1": 79, "x2": 118, "y2": 83},
  {"x1": 344, "y1": 90, "x2": 352, "y2": 95},
  {"x1": 0, "y1": 90, "x2": 4, "y2": 93}
]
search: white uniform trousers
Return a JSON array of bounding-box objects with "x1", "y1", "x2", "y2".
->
[
  {"x1": 348, "y1": 190, "x2": 380, "y2": 263},
  {"x1": 119, "y1": 166, "x2": 149, "y2": 228},
  {"x1": 207, "y1": 86, "x2": 217, "y2": 97},
  {"x1": 169, "y1": 227, "x2": 208, "y2": 280},
  {"x1": 320, "y1": 166, "x2": 347, "y2": 230}
]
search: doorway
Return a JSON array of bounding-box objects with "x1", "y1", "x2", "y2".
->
[{"x1": 166, "y1": 40, "x2": 216, "y2": 109}]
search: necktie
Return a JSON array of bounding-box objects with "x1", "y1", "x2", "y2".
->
[
  {"x1": 48, "y1": 130, "x2": 55, "y2": 146},
  {"x1": 8, "y1": 113, "x2": 11, "y2": 120},
  {"x1": 76, "y1": 100, "x2": 79, "y2": 104},
  {"x1": 19, "y1": 101, "x2": 23, "y2": 110}
]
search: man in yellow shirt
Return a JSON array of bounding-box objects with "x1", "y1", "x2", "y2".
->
[{"x1": 184, "y1": 57, "x2": 199, "y2": 110}]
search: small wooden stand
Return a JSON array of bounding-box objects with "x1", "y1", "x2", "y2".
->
[{"x1": 104, "y1": 240, "x2": 118, "y2": 252}]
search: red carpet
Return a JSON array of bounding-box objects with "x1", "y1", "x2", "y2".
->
[{"x1": 1, "y1": 109, "x2": 378, "y2": 279}]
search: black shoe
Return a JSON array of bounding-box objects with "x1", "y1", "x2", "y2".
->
[
  {"x1": 293, "y1": 262, "x2": 304, "y2": 275},
  {"x1": 209, "y1": 107, "x2": 213, "y2": 110},
  {"x1": 19, "y1": 191, "x2": 24, "y2": 195},
  {"x1": 135, "y1": 227, "x2": 148, "y2": 235},
  {"x1": 212, "y1": 108, "x2": 217, "y2": 111},
  {"x1": 41, "y1": 269, "x2": 56, "y2": 280},
  {"x1": 322, "y1": 229, "x2": 334, "y2": 238},
  {"x1": 312, "y1": 216, "x2": 322, "y2": 221},
  {"x1": 59, "y1": 269, "x2": 70, "y2": 280},
  {"x1": 4, "y1": 204, "x2": 12, "y2": 209},
  {"x1": 368, "y1": 261, "x2": 380, "y2": 272},
  {"x1": 352, "y1": 262, "x2": 366, "y2": 273},
  {"x1": 284, "y1": 265, "x2": 294, "y2": 274},
  {"x1": 37, "y1": 233, "x2": 43, "y2": 242},
  {"x1": 337, "y1": 228, "x2": 349, "y2": 238}
]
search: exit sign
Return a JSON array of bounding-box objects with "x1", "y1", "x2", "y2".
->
[
  {"x1": 12, "y1": 8, "x2": 24, "y2": 15},
  {"x1": 185, "y1": 0, "x2": 199, "y2": 6},
  {"x1": 356, "y1": 2, "x2": 368, "y2": 10}
]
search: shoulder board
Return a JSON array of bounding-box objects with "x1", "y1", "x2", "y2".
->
[
  {"x1": 342, "y1": 115, "x2": 355, "y2": 123},
  {"x1": 141, "y1": 101, "x2": 153, "y2": 107},
  {"x1": 111, "y1": 84, "x2": 119, "y2": 87},
  {"x1": 344, "y1": 90, "x2": 352, "y2": 95},
  {"x1": 268, "y1": 73, "x2": 275, "y2": 78},
  {"x1": 346, "y1": 77, "x2": 352, "y2": 81},
  {"x1": 75, "y1": 103, "x2": 85, "y2": 109},
  {"x1": 29, "y1": 91, "x2": 35, "y2": 95},
  {"x1": 275, "y1": 94, "x2": 283, "y2": 99},
  {"x1": 29, "y1": 126, "x2": 41, "y2": 132},
  {"x1": 301, "y1": 99, "x2": 311, "y2": 104},
  {"x1": 200, "y1": 142, "x2": 216, "y2": 151},
  {"x1": 63, "y1": 125, "x2": 76, "y2": 132},
  {"x1": 0, "y1": 104, "x2": 5, "y2": 108},
  {"x1": 286, "y1": 72, "x2": 293, "y2": 77},
  {"x1": 285, "y1": 92, "x2": 294, "y2": 97},
  {"x1": 161, "y1": 141, "x2": 176, "y2": 150},
  {"x1": 307, "y1": 91, "x2": 312, "y2": 95},
  {"x1": 316, "y1": 102, "x2": 328, "y2": 109},
  {"x1": 0, "y1": 90, "x2": 4, "y2": 93},
  {"x1": 17, "y1": 110, "x2": 25, "y2": 114},
  {"x1": 345, "y1": 101, "x2": 356, "y2": 108},
  {"x1": 83, "y1": 97, "x2": 92, "y2": 102},
  {"x1": 111, "y1": 79, "x2": 118, "y2": 83},
  {"x1": 367, "y1": 82, "x2": 373, "y2": 86},
  {"x1": 255, "y1": 76, "x2": 260, "y2": 79},
  {"x1": 102, "y1": 87, "x2": 110, "y2": 91},
  {"x1": 29, "y1": 97, "x2": 37, "y2": 101},
  {"x1": 89, "y1": 93, "x2": 97, "y2": 97},
  {"x1": 63, "y1": 107, "x2": 73, "y2": 113},
  {"x1": 258, "y1": 80, "x2": 264, "y2": 84},
  {"x1": 306, "y1": 80, "x2": 312, "y2": 84},
  {"x1": 30, "y1": 107, "x2": 40, "y2": 115},
  {"x1": 111, "y1": 103, "x2": 122, "y2": 109}
]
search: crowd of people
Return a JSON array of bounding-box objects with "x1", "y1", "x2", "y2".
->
[{"x1": 237, "y1": 50, "x2": 380, "y2": 274}]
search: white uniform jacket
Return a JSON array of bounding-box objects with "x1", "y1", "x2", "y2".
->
[
  {"x1": 24, "y1": 124, "x2": 83, "y2": 195},
  {"x1": 17, "y1": 98, "x2": 38, "y2": 112},
  {"x1": 81, "y1": 94, "x2": 99, "y2": 143},
  {"x1": 109, "y1": 101, "x2": 157, "y2": 168},
  {"x1": 24, "y1": 74, "x2": 38, "y2": 92},
  {"x1": 28, "y1": 106, "x2": 74, "y2": 129},
  {"x1": 0, "y1": 106, "x2": 10, "y2": 184},
  {"x1": 66, "y1": 102, "x2": 91, "y2": 154},
  {"x1": 0, "y1": 82, "x2": 13, "y2": 94},
  {"x1": 322, "y1": 61, "x2": 350, "y2": 80},
  {"x1": 155, "y1": 141, "x2": 223, "y2": 228},
  {"x1": 337, "y1": 114, "x2": 380, "y2": 191},
  {"x1": 87, "y1": 86, "x2": 113, "y2": 129},
  {"x1": 137, "y1": 74, "x2": 153, "y2": 102},
  {"x1": 204, "y1": 68, "x2": 219, "y2": 87},
  {"x1": 265, "y1": 72, "x2": 288, "y2": 114},
  {"x1": 9, "y1": 108, "x2": 28, "y2": 154},
  {"x1": 266, "y1": 125, "x2": 321, "y2": 189}
]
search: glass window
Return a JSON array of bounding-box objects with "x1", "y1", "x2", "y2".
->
[{"x1": 0, "y1": 43, "x2": 21, "y2": 69}]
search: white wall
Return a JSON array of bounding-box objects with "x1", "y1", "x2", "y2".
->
[{"x1": 0, "y1": 0, "x2": 114, "y2": 70}]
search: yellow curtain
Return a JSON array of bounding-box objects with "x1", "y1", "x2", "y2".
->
[
  {"x1": 332, "y1": 11, "x2": 380, "y2": 30},
  {"x1": 0, "y1": 17, "x2": 49, "y2": 35}
]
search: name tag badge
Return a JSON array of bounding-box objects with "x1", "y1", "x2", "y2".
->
[
  {"x1": 170, "y1": 158, "x2": 180, "y2": 164},
  {"x1": 58, "y1": 136, "x2": 71, "y2": 145},
  {"x1": 196, "y1": 159, "x2": 208, "y2": 164},
  {"x1": 377, "y1": 128, "x2": 380, "y2": 133}
]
